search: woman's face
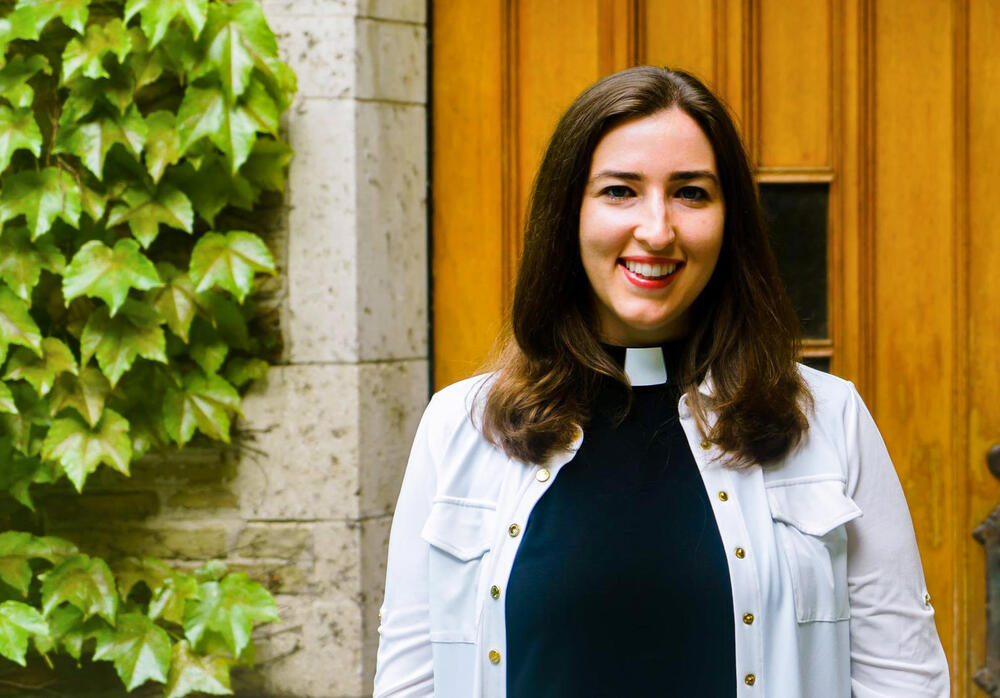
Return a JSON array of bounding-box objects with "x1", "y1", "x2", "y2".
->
[{"x1": 579, "y1": 107, "x2": 725, "y2": 346}]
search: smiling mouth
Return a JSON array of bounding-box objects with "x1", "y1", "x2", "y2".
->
[{"x1": 619, "y1": 259, "x2": 683, "y2": 280}]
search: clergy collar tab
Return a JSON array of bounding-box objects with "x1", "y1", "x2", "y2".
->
[{"x1": 623, "y1": 346, "x2": 669, "y2": 386}]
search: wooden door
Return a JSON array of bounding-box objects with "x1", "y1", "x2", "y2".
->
[{"x1": 431, "y1": 1, "x2": 1000, "y2": 693}]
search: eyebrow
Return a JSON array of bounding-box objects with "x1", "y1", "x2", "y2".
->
[{"x1": 588, "y1": 169, "x2": 720, "y2": 185}]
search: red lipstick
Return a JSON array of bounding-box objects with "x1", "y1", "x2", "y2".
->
[{"x1": 617, "y1": 257, "x2": 684, "y2": 289}]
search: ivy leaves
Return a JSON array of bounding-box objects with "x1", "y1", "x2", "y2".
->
[
  {"x1": 0, "y1": 537, "x2": 277, "y2": 694},
  {"x1": 80, "y1": 301, "x2": 166, "y2": 385},
  {"x1": 93, "y1": 613, "x2": 172, "y2": 690},
  {"x1": 0, "y1": 0, "x2": 291, "y2": 691},
  {"x1": 125, "y1": 0, "x2": 207, "y2": 48},
  {"x1": 0, "y1": 105, "x2": 42, "y2": 171},
  {"x1": 190, "y1": 231, "x2": 274, "y2": 303},
  {"x1": 42, "y1": 409, "x2": 133, "y2": 490},
  {"x1": 0, "y1": 0, "x2": 290, "y2": 484},
  {"x1": 0, "y1": 168, "x2": 81, "y2": 240},
  {"x1": 0, "y1": 601, "x2": 48, "y2": 665},
  {"x1": 64, "y1": 239, "x2": 161, "y2": 315},
  {"x1": 61, "y1": 19, "x2": 132, "y2": 82},
  {"x1": 0, "y1": 284, "x2": 42, "y2": 361}
]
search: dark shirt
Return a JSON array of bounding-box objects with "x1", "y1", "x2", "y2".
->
[{"x1": 505, "y1": 345, "x2": 737, "y2": 698}]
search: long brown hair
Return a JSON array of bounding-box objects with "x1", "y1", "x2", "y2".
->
[{"x1": 479, "y1": 66, "x2": 809, "y2": 467}]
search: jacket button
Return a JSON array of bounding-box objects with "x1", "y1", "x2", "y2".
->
[
  {"x1": 536, "y1": 468, "x2": 550, "y2": 482},
  {"x1": 924, "y1": 593, "x2": 932, "y2": 607},
  {"x1": 508, "y1": 524, "x2": 521, "y2": 537},
  {"x1": 735, "y1": 547, "x2": 746, "y2": 559},
  {"x1": 743, "y1": 612, "x2": 754, "y2": 625},
  {"x1": 490, "y1": 585, "x2": 501, "y2": 599},
  {"x1": 489, "y1": 649, "x2": 501, "y2": 664},
  {"x1": 745, "y1": 673, "x2": 756, "y2": 686},
  {"x1": 718, "y1": 491, "x2": 729, "y2": 501},
  {"x1": 700, "y1": 439, "x2": 712, "y2": 450}
]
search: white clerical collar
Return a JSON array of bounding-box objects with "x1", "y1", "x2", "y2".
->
[{"x1": 623, "y1": 346, "x2": 668, "y2": 386}]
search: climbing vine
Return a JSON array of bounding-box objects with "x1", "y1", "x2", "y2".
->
[{"x1": 0, "y1": 0, "x2": 294, "y2": 694}]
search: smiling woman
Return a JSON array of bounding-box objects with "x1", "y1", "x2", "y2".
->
[
  {"x1": 579, "y1": 107, "x2": 725, "y2": 345},
  {"x1": 373, "y1": 67, "x2": 949, "y2": 698}
]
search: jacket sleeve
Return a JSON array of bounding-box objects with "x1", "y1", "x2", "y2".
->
[
  {"x1": 843, "y1": 384, "x2": 950, "y2": 697},
  {"x1": 373, "y1": 396, "x2": 439, "y2": 697}
]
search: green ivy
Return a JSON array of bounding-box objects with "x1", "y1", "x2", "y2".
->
[{"x1": 0, "y1": 0, "x2": 295, "y2": 694}]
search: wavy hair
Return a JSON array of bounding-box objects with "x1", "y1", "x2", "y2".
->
[{"x1": 479, "y1": 66, "x2": 810, "y2": 467}]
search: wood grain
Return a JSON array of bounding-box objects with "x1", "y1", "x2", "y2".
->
[
  {"x1": 758, "y1": 0, "x2": 832, "y2": 167},
  {"x1": 431, "y1": 0, "x2": 505, "y2": 388},
  {"x1": 872, "y1": 0, "x2": 956, "y2": 672},
  {"x1": 643, "y1": 0, "x2": 717, "y2": 85},
  {"x1": 966, "y1": 0, "x2": 999, "y2": 692}
]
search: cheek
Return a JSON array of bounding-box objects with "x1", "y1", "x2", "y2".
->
[
  {"x1": 684, "y1": 213, "x2": 725, "y2": 261},
  {"x1": 579, "y1": 206, "x2": 630, "y2": 260}
]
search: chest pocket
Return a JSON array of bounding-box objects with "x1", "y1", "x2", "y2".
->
[
  {"x1": 420, "y1": 498, "x2": 496, "y2": 643},
  {"x1": 765, "y1": 478, "x2": 862, "y2": 622}
]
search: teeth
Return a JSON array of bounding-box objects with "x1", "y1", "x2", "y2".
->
[{"x1": 624, "y1": 260, "x2": 677, "y2": 278}]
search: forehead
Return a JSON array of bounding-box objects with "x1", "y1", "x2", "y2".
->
[{"x1": 589, "y1": 107, "x2": 717, "y2": 172}]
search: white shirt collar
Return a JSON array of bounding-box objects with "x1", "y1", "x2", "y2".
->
[{"x1": 623, "y1": 346, "x2": 668, "y2": 386}]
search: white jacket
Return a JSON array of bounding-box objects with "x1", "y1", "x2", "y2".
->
[{"x1": 374, "y1": 361, "x2": 950, "y2": 697}]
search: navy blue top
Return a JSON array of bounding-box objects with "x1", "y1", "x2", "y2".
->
[{"x1": 505, "y1": 345, "x2": 736, "y2": 697}]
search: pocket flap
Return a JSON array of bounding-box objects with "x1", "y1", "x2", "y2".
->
[
  {"x1": 765, "y1": 478, "x2": 862, "y2": 537},
  {"x1": 420, "y1": 499, "x2": 495, "y2": 561}
]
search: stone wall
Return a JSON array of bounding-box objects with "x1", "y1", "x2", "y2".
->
[
  {"x1": 249, "y1": 2, "x2": 428, "y2": 692},
  {"x1": 39, "y1": 2, "x2": 429, "y2": 696}
]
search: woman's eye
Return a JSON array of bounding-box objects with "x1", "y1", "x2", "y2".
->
[
  {"x1": 677, "y1": 186, "x2": 708, "y2": 201},
  {"x1": 602, "y1": 185, "x2": 634, "y2": 200}
]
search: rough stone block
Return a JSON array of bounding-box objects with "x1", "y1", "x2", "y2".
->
[
  {"x1": 261, "y1": 0, "x2": 426, "y2": 24},
  {"x1": 164, "y1": 486, "x2": 239, "y2": 512},
  {"x1": 355, "y1": 19, "x2": 426, "y2": 103},
  {"x1": 270, "y1": 14, "x2": 354, "y2": 99},
  {"x1": 235, "y1": 522, "x2": 313, "y2": 559},
  {"x1": 237, "y1": 594, "x2": 364, "y2": 697},
  {"x1": 358, "y1": 359, "x2": 429, "y2": 517},
  {"x1": 261, "y1": 0, "x2": 356, "y2": 17},
  {"x1": 48, "y1": 524, "x2": 231, "y2": 561},
  {"x1": 234, "y1": 364, "x2": 360, "y2": 520},
  {"x1": 312, "y1": 520, "x2": 363, "y2": 592},
  {"x1": 228, "y1": 560, "x2": 312, "y2": 595},
  {"x1": 131, "y1": 447, "x2": 237, "y2": 486},
  {"x1": 41, "y1": 491, "x2": 160, "y2": 523},
  {"x1": 361, "y1": 0, "x2": 426, "y2": 23},
  {"x1": 355, "y1": 101, "x2": 428, "y2": 361},
  {"x1": 360, "y1": 513, "x2": 392, "y2": 689},
  {"x1": 284, "y1": 97, "x2": 359, "y2": 363}
]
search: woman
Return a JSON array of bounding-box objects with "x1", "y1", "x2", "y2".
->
[{"x1": 374, "y1": 67, "x2": 949, "y2": 697}]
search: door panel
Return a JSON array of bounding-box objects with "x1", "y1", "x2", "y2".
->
[
  {"x1": 873, "y1": 0, "x2": 957, "y2": 661},
  {"x1": 968, "y1": 0, "x2": 1000, "y2": 687},
  {"x1": 642, "y1": 0, "x2": 717, "y2": 86},
  {"x1": 431, "y1": 3, "x2": 998, "y2": 692},
  {"x1": 758, "y1": 0, "x2": 831, "y2": 169}
]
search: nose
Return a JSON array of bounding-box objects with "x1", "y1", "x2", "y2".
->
[{"x1": 633, "y1": 194, "x2": 675, "y2": 249}]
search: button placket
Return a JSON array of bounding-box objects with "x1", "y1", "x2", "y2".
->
[
  {"x1": 698, "y1": 467, "x2": 762, "y2": 698},
  {"x1": 482, "y1": 457, "x2": 574, "y2": 697}
]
